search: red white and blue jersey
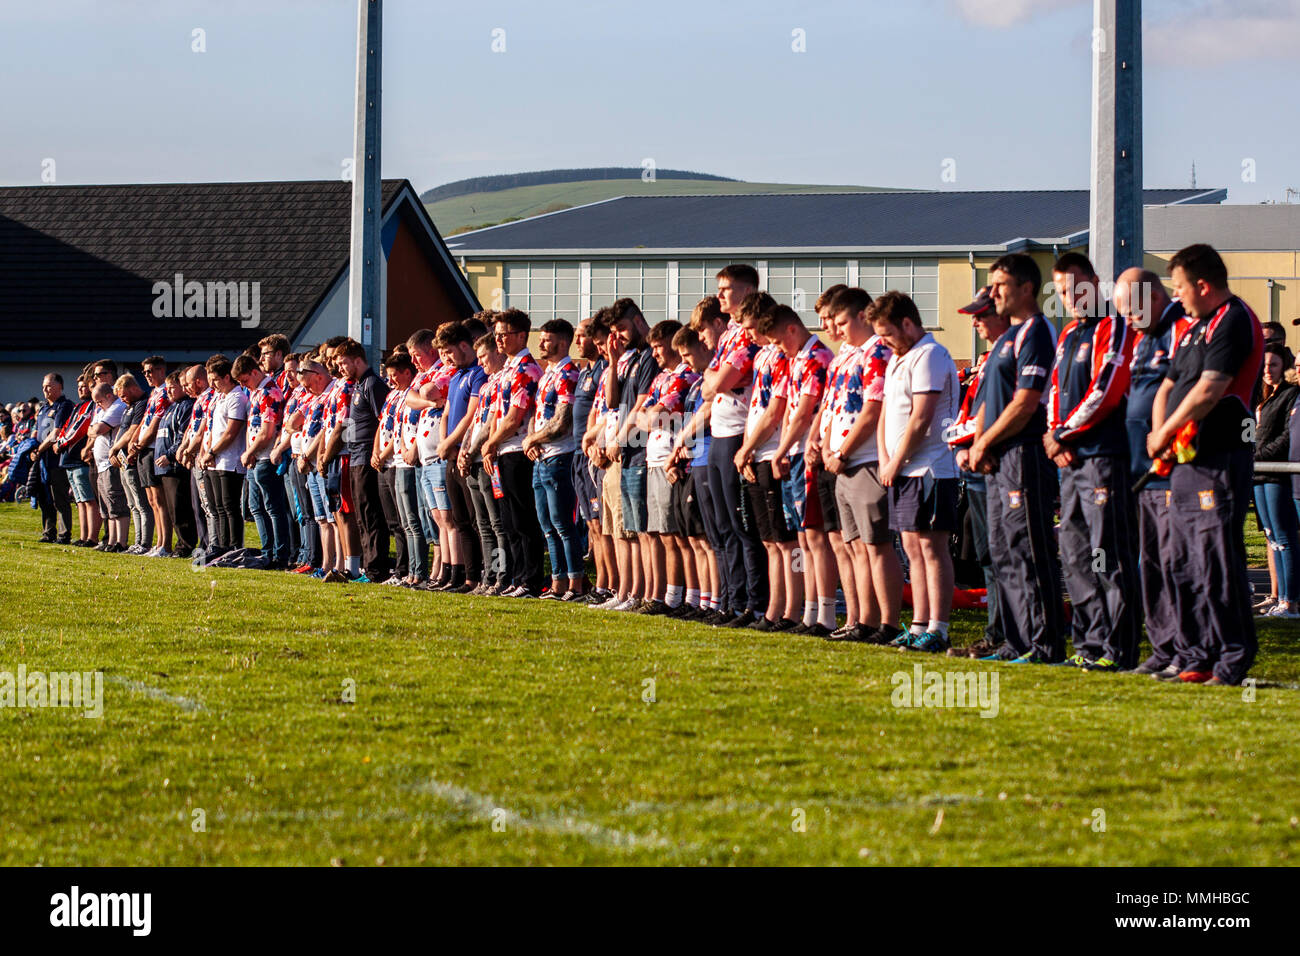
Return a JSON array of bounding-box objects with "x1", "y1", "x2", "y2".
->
[
  {"x1": 304, "y1": 385, "x2": 330, "y2": 441},
  {"x1": 1048, "y1": 312, "x2": 1134, "y2": 459},
  {"x1": 493, "y1": 349, "x2": 543, "y2": 454},
  {"x1": 273, "y1": 367, "x2": 292, "y2": 397},
  {"x1": 142, "y1": 384, "x2": 171, "y2": 429},
  {"x1": 532, "y1": 356, "x2": 580, "y2": 459},
  {"x1": 708, "y1": 320, "x2": 760, "y2": 438},
  {"x1": 783, "y1": 335, "x2": 834, "y2": 456},
  {"x1": 827, "y1": 335, "x2": 891, "y2": 466},
  {"x1": 377, "y1": 386, "x2": 405, "y2": 464},
  {"x1": 325, "y1": 377, "x2": 352, "y2": 434},
  {"x1": 246, "y1": 375, "x2": 285, "y2": 459},
  {"x1": 745, "y1": 344, "x2": 789, "y2": 462},
  {"x1": 645, "y1": 362, "x2": 699, "y2": 466}
]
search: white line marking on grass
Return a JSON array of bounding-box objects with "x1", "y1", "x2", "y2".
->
[
  {"x1": 106, "y1": 675, "x2": 207, "y2": 712},
  {"x1": 408, "y1": 778, "x2": 684, "y2": 852}
]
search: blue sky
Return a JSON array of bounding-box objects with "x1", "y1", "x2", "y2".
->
[{"x1": 1, "y1": 0, "x2": 1296, "y2": 203}]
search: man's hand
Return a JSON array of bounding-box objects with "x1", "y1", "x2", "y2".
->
[
  {"x1": 955, "y1": 448, "x2": 970, "y2": 472},
  {"x1": 968, "y1": 437, "x2": 990, "y2": 475},
  {"x1": 402, "y1": 443, "x2": 417, "y2": 467},
  {"x1": 437, "y1": 437, "x2": 456, "y2": 461},
  {"x1": 1146, "y1": 427, "x2": 1170, "y2": 462},
  {"x1": 296, "y1": 456, "x2": 309, "y2": 474},
  {"x1": 879, "y1": 458, "x2": 898, "y2": 487},
  {"x1": 156, "y1": 455, "x2": 170, "y2": 469},
  {"x1": 824, "y1": 450, "x2": 844, "y2": 475},
  {"x1": 733, "y1": 446, "x2": 750, "y2": 472},
  {"x1": 805, "y1": 439, "x2": 821, "y2": 469},
  {"x1": 370, "y1": 453, "x2": 381, "y2": 470},
  {"x1": 270, "y1": 447, "x2": 282, "y2": 465},
  {"x1": 772, "y1": 455, "x2": 788, "y2": 480}
]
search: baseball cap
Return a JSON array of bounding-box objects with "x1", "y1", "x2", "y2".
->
[{"x1": 959, "y1": 286, "x2": 995, "y2": 318}]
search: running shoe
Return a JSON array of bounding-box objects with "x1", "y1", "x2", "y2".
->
[{"x1": 907, "y1": 631, "x2": 951, "y2": 654}]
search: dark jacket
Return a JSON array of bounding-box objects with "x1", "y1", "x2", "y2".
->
[{"x1": 1254, "y1": 382, "x2": 1298, "y2": 484}]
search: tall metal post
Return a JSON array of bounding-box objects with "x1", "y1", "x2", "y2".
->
[
  {"x1": 349, "y1": 0, "x2": 383, "y2": 368},
  {"x1": 1089, "y1": 0, "x2": 1143, "y2": 282}
]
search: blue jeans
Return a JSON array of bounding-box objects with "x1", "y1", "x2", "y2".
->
[
  {"x1": 1253, "y1": 482, "x2": 1295, "y2": 601},
  {"x1": 247, "y1": 458, "x2": 291, "y2": 564},
  {"x1": 416, "y1": 464, "x2": 440, "y2": 544},
  {"x1": 394, "y1": 467, "x2": 428, "y2": 579},
  {"x1": 532, "y1": 452, "x2": 581, "y2": 580}
]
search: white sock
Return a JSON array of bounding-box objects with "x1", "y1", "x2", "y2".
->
[
  {"x1": 910, "y1": 622, "x2": 926, "y2": 637},
  {"x1": 818, "y1": 597, "x2": 838, "y2": 630},
  {"x1": 346, "y1": 556, "x2": 360, "y2": 575},
  {"x1": 687, "y1": 589, "x2": 701, "y2": 608},
  {"x1": 708, "y1": 598, "x2": 719, "y2": 611},
  {"x1": 666, "y1": 586, "x2": 684, "y2": 608},
  {"x1": 803, "y1": 600, "x2": 817, "y2": 627},
  {"x1": 930, "y1": 620, "x2": 950, "y2": 639}
]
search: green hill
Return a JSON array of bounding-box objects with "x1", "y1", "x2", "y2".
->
[{"x1": 426, "y1": 179, "x2": 895, "y2": 236}]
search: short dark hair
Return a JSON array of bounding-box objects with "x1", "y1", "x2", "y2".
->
[
  {"x1": 165, "y1": 370, "x2": 182, "y2": 387},
  {"x1": 989, "y1": 253, "x2": 1042, "y2": 295},
  {"x1": 93, "y1": 359, "x2": 118, "y2": 379},
  {"x1": 607, "y1": 298, "x2": 644, "y2": 326},
  {"x1": 815, "y1": 285, "x2": 849, "y2": 312},
  {"x1": 868, "y1": 290, "x2": 923, "y2": 330},
  {"x1": 336, "y1": 340, "x2": 366, "y2": 360},
  {"x1": 539, "y1": 318, "x2": 575, "y2": 341},
  {"x1": 258, "y1": 334, "x2": 291, "y2": 355},
  {"x1": 231, "y1": 354, "x2": 260, "y2": 378},
  {"x1": 45, "y1": 372, "x2": 64, "y2": 386},
  {"x1": 647, "y1": 320, "x2": 683, "y2": 345},
  {"x1": 382, "y1": 353, "x2": 416, "y2": 375},
  {"x1": 205, "y1": 354, "x2": 233, "y2": 379},
  {"x1": 324, "y1": 335, "x2": 350, "y2": 349},
  {"x1": 407, "y1": 328, "x2": 437, "y2": 352},
  {"x1": 474, "y1": 333, "x2": 498, "y2": 353},
  {"x1": 755, "y1": 304, "x2": 802, "y2": 337},
  {"x1": 142, "y1": 355, "x2": 167, "y2": 369},
  {"x1": 463, "y1": 317, "x2": 488, "y2": 342},
  {"x1": 828, "y1": 286, "x2": 872, "y2": 318},
  {"x1": 1170, "y1": 243, "x2": 1229, "y2": 289},
  {"x1": 494, "y1": 308, "x2": 532, "y2": 334},
  {"x1": 736, "y1": 291, "x2": 777, "y2": 323},
  {"x1": 1052, "y1": 252, "x2": 1097, "y2": 278},
  {"x1": 1263, "y1": 321, "x2": 1287, "y2": 340},
  {"x1": 715, "y1": 263, "x2": 759, "y2": 289},
  {"x1": 671, "y1": 325, "x2": 702, "y2": 351},
  {"x1": 435, "y1": 321, "x2": 475, "y2": 349}
]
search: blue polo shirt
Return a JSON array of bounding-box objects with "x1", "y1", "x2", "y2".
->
[
  {"x1": 977, "y1": 313, "x2": 1055, "y2": 453},
  {"x1": 574, "y1": 358, "x2": 605, "y2": 440},
  {"x1": 446, "y1": 363, "x2": 487, "y2": 434},
  {"x1": 1126, "y1": 300, "x2": 1186, "y2": 485}
]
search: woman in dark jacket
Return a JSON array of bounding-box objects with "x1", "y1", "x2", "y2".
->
[
  {"x1": 154, "y1": 371, "x2": 197, "y2": 557},
  {"x1": 1253, "y1": 343, "x2": 1299, "y2": 617}
]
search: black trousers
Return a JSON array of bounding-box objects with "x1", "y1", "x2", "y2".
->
[
  {"x1": 210, "y1": 469, "x2": 245, "y2": 550},
  {"x1": 986, "y1": 442, "x2": 1065, "y2": 661},
  {"x1": 36, "y1": 455, "x2": 72, "y2": 539},
  {"x1": 349, "y1": 458, "x2": 390, "y2": 580},
  {"x1": 190, "y1": 469, "x2": 210, "y2": 550},
  {"x1": 377, "y1": 467, "x2": 408, "y2": 579},
  {"x1": 707, "y1": 435, "x2": 764, "y2": 614},
  {"x1": 1136, "y1": 486, "x2": 1179, "y2": 667},
  {"x1": 162, "y1": 468, "x2": 197, "y2": 553},
  {"x1": 496, "y1": 451, "x2": 545, "y2": 592},
  {"x1": 1058, "y1": 455, "x2": 1141, "y2": 667},
  {"x1": 963, "y1": 478, "x2": 1004, "y2": 647},
  {"x1": 1166, "y1": 449, "x2": 1256, "y2": 682},
  {"x1": 445, "y1": 454, "x2": 481, "y2": 576},
  {"x1": 467, "y1": 461, "x2": 507, "y2": 586}
]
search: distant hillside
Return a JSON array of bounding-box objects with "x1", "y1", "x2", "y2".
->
[
  {"x1": 427, "y1": 178, "x2": 895, "y2": 236},
  {"x1": 421, "y1": 167, "x2": 738, "y2": 204}
]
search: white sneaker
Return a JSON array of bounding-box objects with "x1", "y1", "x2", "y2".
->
[
  {"x1": 1267, "y1": 603, "x2": 1300, "y2": 619},
  {"x1": 1255, "y1": 600, "x2": 1279, "y2": 617},
  {"x1": 612, "y1": 596, "x2": 639, "y2": 612},
  {"x1": 147, "y1": 547, "x2": 165, "y2": 557}
]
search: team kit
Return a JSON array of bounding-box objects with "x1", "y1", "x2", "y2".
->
[{"x1": 27, "y1": 244, "x2": 1263, "y2": 686}]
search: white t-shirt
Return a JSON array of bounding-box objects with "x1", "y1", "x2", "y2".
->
[
  {"x1": 92, "y1": 400, "x2": 126, "y2": 471},
  {"x1": 210, "y1": 388, "x2": 250, "y2": 473},
  {"x1": 882, "y1": 333, "x2": 960, "y2": 479}
]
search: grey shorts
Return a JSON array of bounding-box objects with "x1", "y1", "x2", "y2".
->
[
  {"x1": 66, "y1": 466, "x2": 94, "y2": 503},
  {"x1": 647, "y1": 465, "x2": 677, "y2": 536},
  {"x1": 97, "y1": 466, "x2": 128, "y2": 518},
  {"x1": 835, "y1": 461, "x2": 890, "y2": 545}
]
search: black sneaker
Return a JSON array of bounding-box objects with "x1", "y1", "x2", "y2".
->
[
  {"x1": 702, "y1": 609, "x2": 728, "y2": 625},
  {"x1": 723, "y1": 610, "x2": 756, "y2": 628},
  {"x1": 1132, "y1": 656, "x2": 1170, "y2": 676},
  {"x1": 748, "y1": 616, "x2": 779, "y2": 632},
  {"x1": 56, "y1": 535, "x2": 71, "y2": 545},
  {"x1": 773, "y1": 618, "x2": 799, "y2": 632},
  {"x1": 804, "y1": 623, "x2": 832, "y2": 637},
  {"x1": 664, "y1": 603, "x2": 695, "y2": 619},
  {"x1": 37, "y1": 535, "x2": 55, "y2": 544},
  {"x1": 642, "y1": 600, "x2": 670, "y2": 617}
]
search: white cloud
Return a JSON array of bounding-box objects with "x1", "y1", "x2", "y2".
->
[
  {"x1": 1146, "y1": 0, "x2": 1300, "y2": 64},
  {"x1": 950, "y1": 0, "x2": 1086, "y2": 29}
]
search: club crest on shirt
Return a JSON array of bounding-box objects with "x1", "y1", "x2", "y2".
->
[
  {"x1": 1074, "y1": 342, "x2": 1091, "y2": 362},
  {"x1": 1007, "y1": 489, "x2": 1022, "y2": 509},
  {"x1": 1000, "y1": 342, "x2": 1013, "y2": 356},
  {"x1": 1198, "y1": 489, "x2": 1216, "y2": 510},
  {"x1": 1093, "y1": 486, "x2": 1108, "y2": 505}
]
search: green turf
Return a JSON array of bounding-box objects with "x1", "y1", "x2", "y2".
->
[
  {"x1": 1, "y1": 504, "x2": 1297, "y2": 866},
  {"x1": 427, "y1": 179, "x2": 894, "y2": 236}
]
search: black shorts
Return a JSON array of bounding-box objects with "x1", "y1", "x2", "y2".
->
[
  {"x1": 574, "y1": 455, "x2": 600, "y2": 522},
  {"x1": 672, "y1": 466, "x2": 705, "y2": 538},
  {"x1": 745, "y1": 460, "x2": 796, "y2": 543},
  {"x1": 137, "y1": 449, "x2": 159, "y2": 489},
  {"x1": 889, "y1": 475, "x2": 959, "y2": 533},
  {"x1": 813, "y1": 466, "x2": 840, "y2": 533}
]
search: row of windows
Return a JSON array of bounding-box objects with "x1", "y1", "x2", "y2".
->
[{"x1": 500, "y1": 259, "x2": 942, "y2": 328}]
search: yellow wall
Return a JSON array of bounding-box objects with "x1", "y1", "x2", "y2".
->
[
  {"x1": 461, "y1": 260, "x2": 503, "y2": 312},
  {"x1": 1145, "y1": 251, "x2": 1300, "y2": 341}
]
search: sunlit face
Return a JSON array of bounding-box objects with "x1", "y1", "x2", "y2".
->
[
  {"x1": 165, "y1": 379, "x2": 184, "y2": 402},
  {"x1": 1170, "y1": 266, "x2": 1212, "y2": 320},
  {"x1": 144, "y1": 363, "x2": 167, "y2": 387},
  {"x1": 873, "y1": 319, "x2": 906, "y2": 354},
  {"x1": 716, "y1": 277, "x2": 755, "y2": 317},
  {"x1": 1263, "y1": 351, "x2": 1285, "y2": 386},
  {"x1": 990, "y1": 268, "x2": 1034, "y2": 318},
  {"x1": 1053, "y1": 267, "x2": 1100, "y2": 320},
  {"x1": 650, "y1": 340, "x2": 674, "y2": 369}
]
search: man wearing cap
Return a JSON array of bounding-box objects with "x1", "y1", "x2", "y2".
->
[
  {"x1": 944, "y1": 287, "x2": 1006, "y2": 657},
  {"x1": 1147, "y1": 244, "x2": 1263, "y2": 685},
  {"x1": 1043, "y1": 253, "x2": 1140, "y2": 671},
  {"x1": 966, "y1": 253, "x2": 1066, "y2": 664}
]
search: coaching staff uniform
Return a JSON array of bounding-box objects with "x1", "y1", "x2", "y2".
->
[
  {"x1": 1115, "y1": 270, "x2": 1194, "y2": 675},
  {"x1": 32, "y1": 379, "x2": 74, "y2": 543},
  {"x1": 1148, "y1": 246, "x2": 1263, "y2": 685},
  {"x1": 1045, "y1": 277, "x2": 1141, "y2": 668},
  {"x1": 967, "y1": 255, "x2": 1065, "y2": 663}
]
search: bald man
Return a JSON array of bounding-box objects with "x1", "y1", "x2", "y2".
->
[{"x1": 1115, "y1": 267, "x2": 1194, "y2": 677}]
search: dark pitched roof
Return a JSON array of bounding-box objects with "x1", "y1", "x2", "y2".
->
[
  {"x1": 0, "y1": 179, "x2": 435, "y2": 354},
  {"x1": 445, "y1": 188, "x2": 1226, "y2": 254}
]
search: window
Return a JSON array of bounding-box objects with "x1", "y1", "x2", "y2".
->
[
  {"x1": 675, "y1": 260, "x2": 756, "y2": 319},
  {"x1": 858, "y1": 259, "x2": 939, "y2": 328},
  {"x1": 590, "y1": 261, "x2": 668, "y2": 324},
  {"x1": 766, "y1": 259, "x2": 850, "y2": 327},
  {"x1": 502, "y1": 262, "x2": 581, "y2": 323}
]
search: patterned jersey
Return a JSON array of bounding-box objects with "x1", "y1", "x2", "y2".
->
[
  {"x1": 782, "y1": 335, "x2": 834, "y2": 457},
  {"x1": 466, "y1": 370, "x2": 502, "y2": 461},
  {"x1": 142, "y1": 384, "x2": 171, "y2": 429},
  {"x1": 304, "y1": 384, "x2": 331, "y2": 441},
  {"x1": 247, "y1": 375, "x2": 285, "y2": 461},
  {"x1": 645, "y1": 362, "x2": 699, "y2": 467},
  {"x1": 493, "y1": 349, "x2": 543, "y2": 454},
  {"x1": 827, "y1": 334, "x2": 891, "y2": 466},
  {"x1": 325, "y1": 377, "x2": 352, "y2": 434},
  {"x1": 708, "y1": 320, "x2": 760, "y2": 438},
  {"x1": 532, "y1": 356, "x2": 580, "y2": 459},
  {"x1": 745, "y1": 344, "x2": 790, "y2": 463},
  {"x1": 377, "y1": 386, "x2": 405, "y2": 466}
]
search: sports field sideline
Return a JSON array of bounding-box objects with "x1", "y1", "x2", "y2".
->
[{"x1": 2, "y1": 504, "x2": 1297, "y2": 866}]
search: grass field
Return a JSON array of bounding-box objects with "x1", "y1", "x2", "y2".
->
[
  {"x1": 427, "y1": 179, "x2": 893, "y2": 235},
  {"x1": 2, "y1": 503, "x2": 1298, "y2": 866}
]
